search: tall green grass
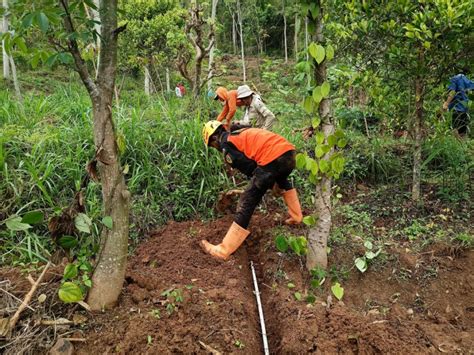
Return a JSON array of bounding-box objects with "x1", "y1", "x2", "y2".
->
[{"x1": 0, "y1": 80, "x2": 234, "y2": 264}]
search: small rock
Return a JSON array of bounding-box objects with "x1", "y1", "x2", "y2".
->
[
  {"x1": 407, "y1": 308, "x2": 414, "y2": 315},
  {"x1": 49, "y1": 338, "x2": 73, "y2": 355}
]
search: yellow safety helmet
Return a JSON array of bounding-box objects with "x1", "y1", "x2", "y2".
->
[{"x1": 202, "y1": 120, "x2": 223, "y2": 146}]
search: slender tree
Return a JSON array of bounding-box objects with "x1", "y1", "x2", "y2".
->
[
  {"x1": 207, "y1": 0, "x2": 219, "y2": 90},
  {"x1": 2, "y1": 0, "x2": 10, "y2": 79},
  {"x1": 236, "y1": 0, "x2": 246, "y2": 82},
  {"x1": 10, "y1": 0, "x2": 131, "y2": 310}
]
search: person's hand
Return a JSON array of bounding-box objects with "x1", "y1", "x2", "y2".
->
[{"x1": 442, "y1": 102, "x2": 449, "y2": 111}]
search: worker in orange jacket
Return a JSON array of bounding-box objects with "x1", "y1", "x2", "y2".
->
[
  {"x1": 214, "y1": 87, "x2": 243, "y2": 130},
  {"x1": 200, "y1": 120, "x2": 303, "y2": 260}
]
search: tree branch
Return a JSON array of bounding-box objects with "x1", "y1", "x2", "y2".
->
[{"x1": 59, "y1": 0, "x2": 98, "y2": 98}]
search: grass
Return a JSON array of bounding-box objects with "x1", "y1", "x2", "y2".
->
[{"x1": 1, "y1": 65, "x2": 473, "y2": 266}]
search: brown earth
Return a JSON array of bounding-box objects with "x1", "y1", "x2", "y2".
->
[{"x1": 2, "y1": 209, "x2": 473, "y2": 354}]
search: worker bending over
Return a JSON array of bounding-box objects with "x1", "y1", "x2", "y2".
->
[
  {"x1": 236, "y1": 85, "x2": 276, "y2": 130},
  {"x1": 200, "y1": 120, "x2": 303, "y2": 260},
  {"x1": 215, "y1": 87, "x2": 243, "y2": 130}
]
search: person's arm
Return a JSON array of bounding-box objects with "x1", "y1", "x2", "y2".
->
[
  {"x1": 255, "y1": 98, "x2": 276, "y2": 130},
  {"x1": 217, "y1": 103, "x2": 229, "y2": 122},
  {"x1": 225, "y1": 96, "x2": 237, "y2": 128}
]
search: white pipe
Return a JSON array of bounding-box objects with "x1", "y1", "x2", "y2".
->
[{"x1": 250, "y1": 261, "x2": 269, "y2": 355}]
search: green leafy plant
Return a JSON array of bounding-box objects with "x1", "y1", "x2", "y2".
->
[
  {"x1": 149, "y1": 309, "x2": 161, "y2": 319},
  {"x1": 354, "y1": 241, "x2": 382, "y2": 273},
  {"x1": 234, "y1": 340, "x2": 245, "y2": 349},
  {"x1": 331, "y1": 282, "x2": 344, "y2": 301},
  {"x1": 161, "y1": 287, "x2": 184, "y2": 315},
  {"x1": 275, "y1": 233, "x2": 308, "y2": 256},
  {"x1": 310, "y1": 266, "x2": 327, "y2": 289}
]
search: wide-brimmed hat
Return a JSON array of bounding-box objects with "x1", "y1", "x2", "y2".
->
[{"x1": 237, "y1": 85, "x2": 254, "y2": 99}]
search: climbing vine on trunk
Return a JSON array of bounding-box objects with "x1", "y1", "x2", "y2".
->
[{"x1": 296, "y1": 0, "x2": 346, "y2": 271}]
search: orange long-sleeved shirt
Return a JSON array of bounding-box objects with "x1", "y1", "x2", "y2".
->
[
  {"x1": 216, "y1": 87, "x2": 242, "y2": 127},
  {"x1": 227, "y1": 128, "x2": 295, "y2": 166}
]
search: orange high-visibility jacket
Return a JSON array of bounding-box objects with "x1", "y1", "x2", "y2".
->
[
  {"x1": 227, "y1": 128, "x2": 295, "y2": 166},
  {"x1": 216, "y1": 87, "x2": 243, "y2": 127}
]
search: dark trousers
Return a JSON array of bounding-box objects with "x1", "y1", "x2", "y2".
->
[
  {"x1": 234, "y1": 150, "x2": 296, "y2": 229},
  {"x1": 452, "y1": 110, "x2": 469, "y2": 135}
]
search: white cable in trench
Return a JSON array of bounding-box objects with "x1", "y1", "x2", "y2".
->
[{"x1": 250, "y1": 261, "x2": 270, "y2": 355}]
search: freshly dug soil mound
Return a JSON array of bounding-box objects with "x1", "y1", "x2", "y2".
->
[{"x1": 76, "y1": 217, "x2": 262, "y2": 354}]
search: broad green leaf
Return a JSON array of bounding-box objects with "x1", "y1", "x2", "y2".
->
[
  {"x1": 303, "y1": 215, "x2": 316, "y2": 226},
  {"x1": 312, "y1": 86, "x2": 322, "y2": 103},
  {"x1": 364, "y1": 241, "x2": 373, "y2": 250},
  {"x1": 37, "y1": 12, "x2": 49, "y2": 33},
  {"x1": 6, "y1": 217, "x2": 31, "y2": 231},
  {"x1": 45, "y1": 53, "x2": 58, "y2": 67},
  {"x1": 310, "y1": 160, "x2": 319, "y2": 175},
  {"x1": 303, "y1": 96, "x2": 313, "y2": 113},
  {"x1": 294, "y1": 292, "x2": 302, "y2": 301},
  {"x1": 319, "y1": 159, "x2": 329, "y2": 173},
  {"x1": 58, "y1": 236, "x2": 78, "y2": 249},
  {"x1": 58, "y1": 282, "x2": 84, "y2": 303},
  {"x1": 337, "y1": 138, "x2": 348, "y2": 148},
  {"x1": 289, "y1": 237, "x2": 301, "y2": 255},
  {"x1": 331, "y1": 282, "x2": 344, "y2": 301},
  {"x1": 321, "y1": 82, "x2": 330, "y2": 97},
  {"x1": 326, "y1": 44, "x2": 335, "y2": 61},
  {"x1": 63, "y1": 263, "x2": 78, "y2": 280},
  {"x1": 334, "y1": 129, "x2": 344, "y2": 139},
  {"x1": 405, "y1": 31, "x2": 414, "y2": 38},
  {"x1": 354, "y1": 257, "x2": 367, "y2": 272},
  {"x1": 314, "y1": 45, "x2": 325, "y2": 64},
  {"x1": 83, "y1": 278, "x2": 92, "y2": 288},
  {"x1": 308, "y1": 42, "x2": 318, "y2": 59},
  {"x1": 22, "y1": 13, "x2": 35, "y2": 28},
  {"x1": 365, "y1": 251, "x2": 377, "y2": 260},
  {"x1": 305, "y1": 156, "x2": 314, "y2": 171},
  {"x1": 275, "y1": 235, "x2": 289, "y2": 253},
  {"x1": 315, "y1": 132, "x2": 325, "y2": 145},
  {"x1": 75, "y1": 213, "x2": 92, "y2": 234},
  {"x1": 287, "y1": 282, "x2": 295, "y2": 289},
  {"x1": 296, "y1": 153, "x2": 306, "y2": 170},
  {"x1": 14, "y1": 37, "x2": 28, "y2": 53},
  {"x1": 315, "y1": 145, "x2": 325, "y2": 158},
  {"x1": 102, "y1": 216, "x2": 113, "y2": 229},
  {"x1": 312, "y1": 117, "x2": 321, "y2": 128},
  {"x1": 117, "y1": 133, "x2": 126, "y2": 155},
  {"x1": 21, "y1": 211, "x2": 44, "y2": 225},
  {"x1": 327, "y1": 135, "x2": 337, "y2": 147}
]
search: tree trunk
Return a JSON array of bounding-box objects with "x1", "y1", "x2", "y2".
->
[
  {"x1": 236, "y1": 0, "x2": 246, "y2": 82},
  {"x1": 412, "y1": 49, "x2": 424, "y2": 203},
  {"x1": 85, "y1": 0, "x2": 130, "y2": 311},
  {"x1": 144, "y1": 64, "x2": 151, "y2": 96},
  {"x1": 232, "y1": 13, "x2": 237, "y2": 54},
  {"x1": 306, "y1": 1, "x2": 333, "y2": 271},
  {"x1": 9, "y1": 55, "x2": 21, "y2": 102},
  {"x1": 207, "y1": 0, "x2": 218, "y2": 90},
  {"x1": 282, "y1": 0, "x2": 288, "y2": 63},
  {"x1": 2, "y1": 0, "x2": 10, "y2": 79},
  {"x1": 294, "y1": 15, "x2": 299, "y2": 60},
  {"x1": 165, "y1": 67, "x2": 171, "y2": 92}
]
